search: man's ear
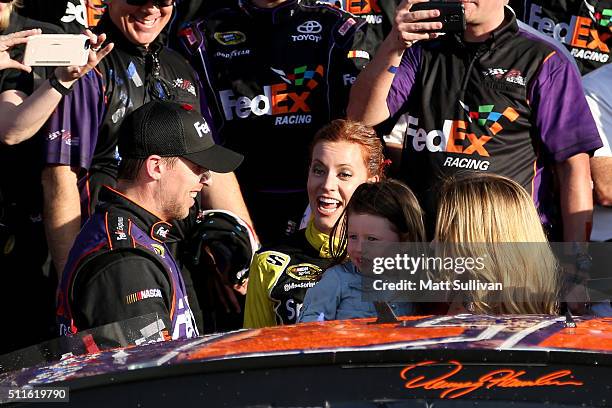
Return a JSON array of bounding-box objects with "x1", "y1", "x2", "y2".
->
[{"x1": 144, "y1": 155, "x2": 164, "y2": 181}]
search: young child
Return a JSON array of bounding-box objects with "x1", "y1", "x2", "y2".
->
[{"x1": 299, "y1": 180, "x2": 425, "y2": 322}]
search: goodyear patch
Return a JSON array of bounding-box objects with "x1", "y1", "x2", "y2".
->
[
  {"x1": 286, "y1": 263, "x2": 323, "y2": 281},
  {"x1": 214, "y1": 31, "x2": 247, "y2": 45}
]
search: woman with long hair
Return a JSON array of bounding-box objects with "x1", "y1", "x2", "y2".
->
[
  {"x1": 434, "y1": 172, "x2": 560, "y2": 314},
  {"x1": 244, "y1": 119, "x2": 385, "y2": 328}
]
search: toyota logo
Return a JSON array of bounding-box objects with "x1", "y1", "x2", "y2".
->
[{"x1": 297, "y1": 20, "x2": 323, "y2": 34}]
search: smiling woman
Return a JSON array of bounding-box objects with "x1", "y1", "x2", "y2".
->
[
  {"x1": 299, "y1": 180, "x2": 425, "y2": 322},
  {"x1": 244, "y1": 119, "x2": 386, "y2": 329}
]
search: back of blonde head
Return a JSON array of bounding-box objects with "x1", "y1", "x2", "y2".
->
[
  {"x1": 435, "y1": 173, "x2": 559, "y2": 314},
  {"x1": 1, "y1": 1, "x2": 22, "y2": 31}
]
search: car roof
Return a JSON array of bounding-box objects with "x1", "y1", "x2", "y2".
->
[{"x1": 2, "y1": 314, "x2": 611, "y2": 390}]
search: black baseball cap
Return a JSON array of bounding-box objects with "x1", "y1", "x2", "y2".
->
[{"x1": 118, "y1": 101, "x2": 243, "y2": 173}]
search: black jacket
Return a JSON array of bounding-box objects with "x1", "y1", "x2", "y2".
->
[
  {"x1": 59, "y1": 187, "x2": 199, "y2": 340},
  {"x1": 510, "y1": 0, "x2": 612, "y2": 75},
  {"x1": 179, "y1": 0, "x2": 372, "y2": 193},
  {"x1": 385, "y1": 8, "x2": 602, "y2": 237}
]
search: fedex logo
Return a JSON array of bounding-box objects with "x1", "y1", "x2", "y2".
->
[
  {"x1": 220, "y1": 84, "x2": 311, "y2": 120},
  {"x1": 115, "y1": 217, "x2": 127, "y2": 241},
  {"x1": 172, "y1": 296, "x2": 198, "y2": 339},
  {"x1": 220, "y1": 66, "x2": 324, "y2": 125},
  {"x1": 319, "y1": 0, "x2": 383, "y2": 24},
  {"x1": 156, "y1": 226, "x2": 169, "y2": 238},
  {"x1": 406, "y1": 116, "x2": 493, "y2": 156},
  {"x1": 194, "y1": 121, "x2": 210, "y2": 137},
  {"x1": 346, "y1": 0, "x2": 381, "y2": 14},
  {"x1": 343, "y1": 73, "x2": 356, "y2": 85},
  {"x1": 528, "y1": 4, "x2": 610, "y2": 60},
  {"x1": 62, "y1": 0, "x2": 104, "y2": 29},
  {"x1": 347, "y1": 0, "x2": 383, "y2": 23}
]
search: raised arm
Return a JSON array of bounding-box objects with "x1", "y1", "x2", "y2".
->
[
  {"x1": 0, "y1": 30, "x2": 113, "y2": 145},
  {"x1": 346, "y1": 0, "x2": 441, "y2": 125}
]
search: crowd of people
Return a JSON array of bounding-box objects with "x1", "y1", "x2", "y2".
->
[{"x1": 0, "y1": 0, "x2": 610, "y2": 354}]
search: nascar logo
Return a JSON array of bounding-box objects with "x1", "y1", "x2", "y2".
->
[{"x1": 126, "y1": 289, "x2": 162, "y2": 304}]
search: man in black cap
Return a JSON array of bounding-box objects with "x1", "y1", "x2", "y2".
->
[{"x1": 56, "y1": 100, "x2": 249, "y2": 340}]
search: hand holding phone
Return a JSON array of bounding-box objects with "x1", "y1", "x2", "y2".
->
[
  {"x1": 23, "y1": 34, "x2": 92, "y2": 67},
  {"x1": 394, "y1": 0, "x2": 464, "y2": 49},
  {"x1": 0, "y1": 28, "x2": 41, "y2": 72},
  {"x1": 410, "y1": 1, "x2": 466, "y2": 34},
  {"x1": 50, "y1": 30, "x2": 114, "y2": 91}
]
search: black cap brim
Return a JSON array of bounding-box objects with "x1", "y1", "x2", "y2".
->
[{"x1": 182, "y1": 145, "x2": 244, "y2": 173}]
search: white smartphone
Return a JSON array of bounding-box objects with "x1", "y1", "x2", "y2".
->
[{"x1": 23, "y1": 34, "x2": 90, "y2": 66}]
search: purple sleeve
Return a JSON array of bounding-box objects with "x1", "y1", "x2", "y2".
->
[
  {"x1": 528, "y1": 51, "x2": 602, "y2": 162},
  {"x1": 44, "y1": 70, "x2": 106, "y2": 171},
  {"x1": 386, "y1": 45, "x2": 422, "y2": 117}
]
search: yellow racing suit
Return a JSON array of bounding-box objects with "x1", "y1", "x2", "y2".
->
[{"x1": 244, "y1": 221, "x2": 333, "y2": 328}]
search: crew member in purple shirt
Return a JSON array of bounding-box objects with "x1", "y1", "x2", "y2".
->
[{"x1": 348, "y1": 0, "x2": 602, "y2": 244}]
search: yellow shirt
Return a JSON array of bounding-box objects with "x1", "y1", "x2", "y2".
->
[{"x1": 243, "y1": 221, "x2": 331, "y2": 328}]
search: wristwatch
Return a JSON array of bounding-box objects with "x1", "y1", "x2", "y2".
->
[{"x1": 48, "y1": 71, "x2": 73, "y2": 96}]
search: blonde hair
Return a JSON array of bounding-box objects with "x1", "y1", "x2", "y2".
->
[
  {"x1": 434, "y1": 173, "x2": 559, "y2": 314},
  {"x1": 1, "y1": 0, "x2": 22, "y2": 31}
]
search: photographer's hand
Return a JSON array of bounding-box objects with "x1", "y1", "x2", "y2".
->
[
  {"x1": 392, "y1": 0, "x2": 443, "y2": 51},
  {"x1": 0, "y1": 28, "x2": 41, "y2": 72},
  {"x1": 53, "y1": 29, "x2": 114, "y2": 88},
  {"x1": 347, "y1": 0, "x2": 443, "y2": 126}
]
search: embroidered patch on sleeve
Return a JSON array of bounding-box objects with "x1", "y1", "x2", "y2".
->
[{"x1": 126, "y1": 289, "x2": 163, "y2": 304}]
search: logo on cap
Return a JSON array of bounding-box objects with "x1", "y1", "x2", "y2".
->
[{"x1": 194, "y1": 121, "x2": 210, "y2": 138}]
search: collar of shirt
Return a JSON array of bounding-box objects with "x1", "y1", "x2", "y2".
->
[
  {"x1": 98, "y1": 185, "x2": 173, "y2": 243},
  {"x1": 305, "y1": 218, "x2": 334, "y2": 259},
  {"x1": 239, "y1": 0, "x2": 300, "y2": 25},
  {"x1": 451, "y1": 6, "x2": 519, "y2": 51}
]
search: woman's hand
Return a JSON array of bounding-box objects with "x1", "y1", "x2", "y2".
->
[
  {"x1": 53, "y1": 29, "x2": 114, "y2": 85},
  {"x1": 0, "y1": 28, "x2": 41, "y2": 72}
]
